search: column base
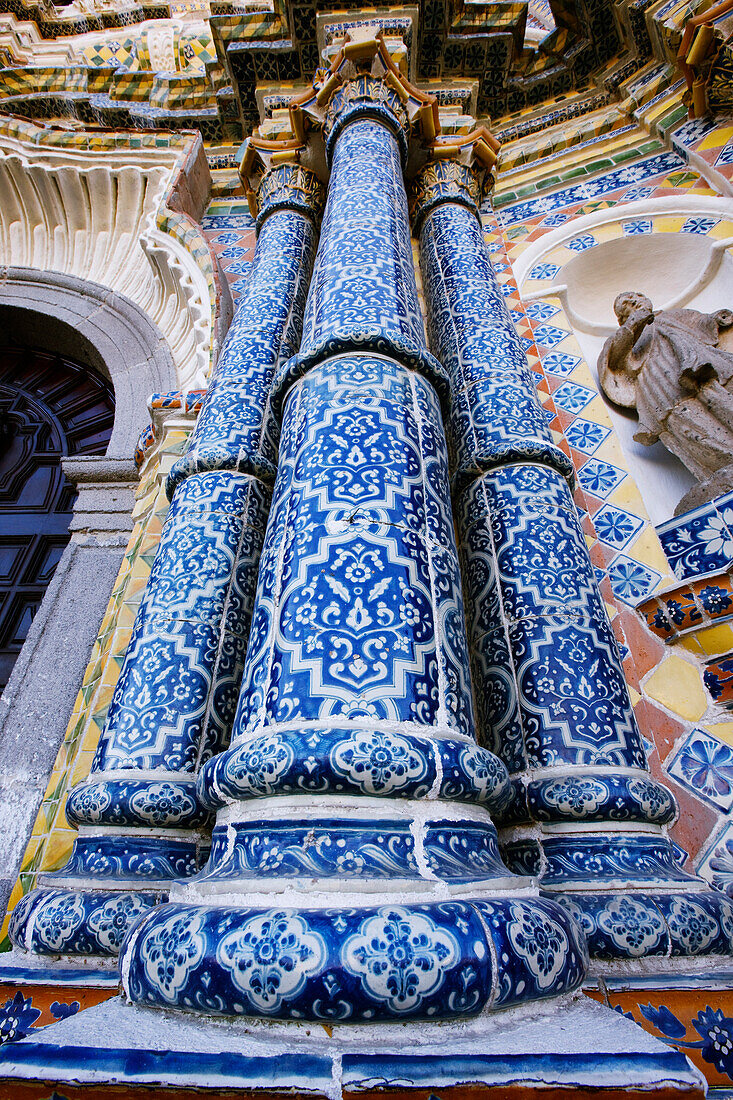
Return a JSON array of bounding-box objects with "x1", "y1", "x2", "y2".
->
[{"x1": 0, "y1": 992, "x2": 706, "y2": 1098}]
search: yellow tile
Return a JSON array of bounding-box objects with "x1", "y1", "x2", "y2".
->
[
  {"x1": 695, "y1": 622, "x2": 733, "y2": 656},
  {"x1": 583, "y1": 395, "x2": 615, "y2": 427},
  {"x1": 650, "y1": 215, "x2": 684, "y2": 233},
  {"x1": 18, "y1": 835, "x2": 43, "y2": 870},
  {"x1": 30, "y1": 809, "x2": 47, "y2": 839},
  {"x1": 68, "y1": 757, "x2": 94, "y2": 788},
  {"x1": 644, "y1": 653, "x2": 708, "y2": 721},
  {"x1": 40, "y1": 831, "x2": 75, "y2": 872},
  {"x1": 81, "y1": 717, "x2": 105, "y2": 753},
  {"x1": 590, "y1": 221, "x2": 623, "y2": 243},
  {"x1": 677, "y1": 634, "x2": 705, "y2": 658},
  {"x1": 707, "y1": 221, "x2": 733, "y2": 240},
  {"x1": 621, "y1": 526, "x2": 675, "y2": 581},
  {"x1": 609, "y1": 477, "x2": 649, "y2": 513},
  {"x1": 700, "y1": 125, "x2": 733, "y2": 150},
  {"x1": 115, "y1": 601, "x2": 140, "y2": 632},
  {"x1": 703, "y1": 720, "x2": 733, "y2": 746},
  {"x1": 109, "y1": 626, "x2": 134, "y2": 659},
  {"x1": 6, "y1": 881, "x2": 23, "y2": 910}
]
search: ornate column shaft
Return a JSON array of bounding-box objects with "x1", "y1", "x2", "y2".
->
[
  {"x1": 119, "y1": 73, "x2": 587, "y2": 1023},
  {"x1": 9, "y1": 164, "x2": 322, "y2": 962},
  {"x1": 413, "y1": 155, "x2": 733, "y2": 963}
]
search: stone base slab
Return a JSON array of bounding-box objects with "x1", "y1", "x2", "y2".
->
[{"x1": 0, "y1": 992, "x2": 705, "y2": 1098}]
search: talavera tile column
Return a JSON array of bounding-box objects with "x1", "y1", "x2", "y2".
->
[
  {"x1": 119, "y1": 74, "x2": 588, "y2": 1022},
  {"x1": 413, "y1": 154, "x2": 733, "y2": 963},
  {"x1": 9, "y1": 163, "x2": 322, "y2": 961}
]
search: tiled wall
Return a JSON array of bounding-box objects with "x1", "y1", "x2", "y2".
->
[
  {"x1": 201, "y1": 199, "x2": 257, "y2": 303},
  {"x1": 491, "y1": 119, "x2": 733, "y2": 886}
]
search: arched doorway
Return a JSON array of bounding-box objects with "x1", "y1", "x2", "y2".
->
[{"x1": 0, "y1": 347, "x2": 115, "y2": 691}]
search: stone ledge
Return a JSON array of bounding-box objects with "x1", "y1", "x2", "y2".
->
[{"x1": 0, "y1": 993, "x2": 706, "y2": 1099}]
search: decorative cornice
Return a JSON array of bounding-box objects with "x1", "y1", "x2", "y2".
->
[
  {"x1": 322, "y1": 74, "x2": 409, "y2": 158},
  {"x1": 0, "y1": 118, "x2": 216, "y2": 391},
  {"x1": 256, "y1": 162, "x2": 326, "y2": 227},
  {"x1": 409, "y1": 160, "x2": 482, "y2": 227}
]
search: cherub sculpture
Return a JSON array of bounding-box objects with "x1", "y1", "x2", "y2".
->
[{"x1": 598, "y1": 291, "x2": 733, "y2": 513}]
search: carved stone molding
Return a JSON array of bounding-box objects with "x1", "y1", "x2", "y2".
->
[
  {"x1": 0, "y1": 266, "x2": 178, "y2": 458},
  {"x1": 0, "y1": 126, "x2": 215, "y2": 392}
]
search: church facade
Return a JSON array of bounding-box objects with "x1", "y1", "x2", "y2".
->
[{"x1": 0, "y1": 1, "x2": 733, "y2": 1095}]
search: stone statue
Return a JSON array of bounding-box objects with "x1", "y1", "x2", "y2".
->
[{"x1": 598, "y1": 290, "x2": 733, "y2": 514}]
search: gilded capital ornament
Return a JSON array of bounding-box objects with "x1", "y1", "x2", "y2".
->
[
  {"x1": 322, "y1": 74, "x2": 410, "y2": 155},
  {"x1": 409, "y1": 159, "x2": 482, "y2": 229},
  {"x1": 255, "y1": 162, "x2": 326, "y2": 228}
]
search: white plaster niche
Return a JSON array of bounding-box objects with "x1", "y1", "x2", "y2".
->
[
  {"x1": 516, "y1": 197, "x2": 733, "y2": 525},
  {"x1": 0, "y1": 135, "x2": 213, "y2": 392}
]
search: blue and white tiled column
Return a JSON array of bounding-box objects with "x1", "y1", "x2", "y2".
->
[
  {"x1": 119, "y1": 79, "x2": 587, "y2": 1022},
  {"x1": 413, "y1": 157, "x2": 733, "y2": 964},
  {"x1": 9, "y1": 164, "x2": 323, "y2": 962}
]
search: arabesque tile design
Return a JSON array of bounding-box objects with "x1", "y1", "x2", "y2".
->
[{"x1": 119, "y1": 77, "x2": 591, "y2": 1023}]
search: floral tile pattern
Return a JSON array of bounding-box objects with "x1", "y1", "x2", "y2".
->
[
  {"x1": 566, "y1": 423, "x2": 613, "y2": 457},
  {"x1": 551, "y1": 380, "x2": 596, "y2": 413},
  {"x1": 593, "y1": 505, "x2": 645, "y2": 551},
  {"x1": 657, "y1": 492, "x2": 733, "y2": 580},
  {"x1": 622, "y1": 218, "x2": 653, "y2": 234},
  {"x1": 202, "y1": 202, "x2": 257, "y2": 302},
  {"x1": 607, "y1": 553, "x2": 662, "y2": 605},
  {"x1": 667, "y1": 729, "x2": 733, "y2": 813}
]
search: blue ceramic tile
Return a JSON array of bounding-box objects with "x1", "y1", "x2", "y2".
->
[
  {"x1": 623, "y1": 219, "x2": 652, "y2": 234},
  {"x1": 592, "y1": 504, "x2": 644, "y2": 550},
  {"x1": 565, "y1": 418, "x2": 610, "y2": 455},
  {"x1": 577, "y1": 457, "x2": 626, "y2": 498},
  {"x1": 551, "y1": 381, "x2": 595, "y2": 413},
  {"x1": 10, "y1": 888, "x2": 162, "y2": 957},
  {"x1": 682, "y1": 216, "x2": 718, "y2": 234},
  {"x1": 527, "y1": 263, "x2": 560, "y2": 280},
  {"x1": 474, "y1": 898, "x2": 587, "y2": 1006},
  {"x1": 540, "y1": 352, "x2": 581, "y2": 377},
  {"x1": 524, "y1": 301, "x2": 559, "y2": 320},
  {"x1": 656, "y1": 497, "x2": 733, "y2": 579},
  {"x1": 567, "y1": 234, "x2": 596, "y2": 251},
  {"x1": 122, "y1": 900, "x2": 495, "y2": 1020},
  {"x1": 608, "y1": 554, "x2": 661, "y2": 604},
  {"x1": 532, "y1": 324, "x2": 568, "y2": 348},
  {"x1": 555, "y1": 893, "x2": 671, "y2": 960},
  {"x1": 667, "y1": 728, "x2": 733, "y2": 813}
]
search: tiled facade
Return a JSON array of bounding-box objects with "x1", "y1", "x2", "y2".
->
[{"x1": 2, "y1": 0, "x2": 733, "y2": 1095}]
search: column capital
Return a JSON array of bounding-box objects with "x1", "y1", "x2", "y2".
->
[
  {"x1": 409, "y1": 159, "x2": 482, "y2": 228},
  {"x1": 409, "y1": 128, "x2": 500, "y2": 230},
  {"x1": 323, "y1": 75, "x2": 409, "y2": 158},
  {"x1": 289, "y1": 28, "x2": 439, "y2": 165},
  {"x1": 240, "y1": 141, "x2": 326, "y2": 230}
]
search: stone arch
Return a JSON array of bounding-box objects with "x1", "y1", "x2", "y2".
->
[
  {"x1": 0, "y1": 270, "x2": 180, "y2": 916},
  {"x1": 0, "y1": 267, "x2": 178, "y2": 459}
]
